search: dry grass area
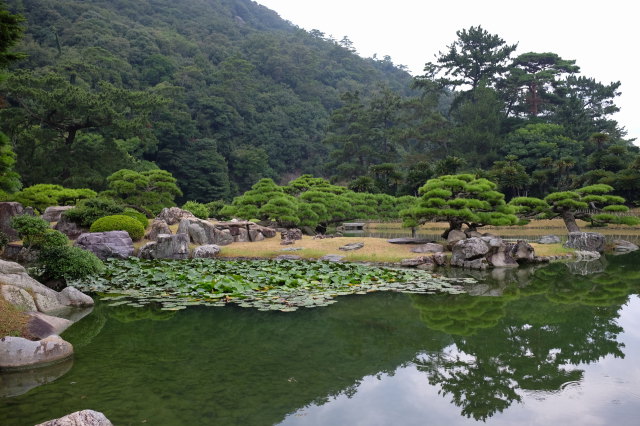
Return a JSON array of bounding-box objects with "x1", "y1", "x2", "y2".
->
[
  {"x1": 218, "y1": 236, "x2": 428, "y2": 263},
  {"x1": 0, "y1": 293, "x2": 30, "y2": 338}
]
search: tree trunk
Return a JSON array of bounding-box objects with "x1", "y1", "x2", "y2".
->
[
  {"x1": 441, "y1": 219, "x2": 463, "y2": 239},
  {"x1": 561, "y1": 210, "x2": 581, "y2": 233}
]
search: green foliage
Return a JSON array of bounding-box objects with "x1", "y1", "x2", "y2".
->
[
  {"x1": 90, "y1": 215, "x2": 145, "y2": 241},
  {"x1": 122, "y1": 208, "x2": 149, "y2": 228},
  {"x1": 10, "y1": 214, "x2": 50, "y2": 248},
  {"x1": 102, "y1": 169, "x2": 182, "y2": 214},
  {"x1": 36, "y1": 229, "x2": 69, "y2": 250},
  {"x1": 12, "y1": 184, "x2": 96, "y2": 212},
  {"x1": 181, "y1": 201, "x2": 209, "y2": 219},
  {"x1": 0, "y1": 0, "x2": 25, "y2": 67},
  {"x1": 402, "y1": 174, "x2": 518, "y2": 233},
  {"x1": 0, "y1": 230, "x2": 9, "y2": 250},
  {"x1": 38, "y1": 245, "x2": 104, "y2": 282},
  {"x1": 63, "y1": 197, "x2": 125, "y2": 228}
]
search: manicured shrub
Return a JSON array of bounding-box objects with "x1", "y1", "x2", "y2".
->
[
  {"x1": 205, "y1": 200, "x2": 226, "y2": 219},
  {"x1": 90, "y1": 215, "x2": 145, "y2": 241},
  {"x1": 123, "y1": 208, "x2": 149, "y2": 228},
  {"x1": 36, "y1": 229, "x2": 70, "y2": 249},
  {"x1": 10, "y1": 215, "x2": 50, "y2": 248},
  {"x1": 63, "y1": 197, "x2": 125, "y2": 227},
  {"x1": 13, "y1": 184, "x2": 97, "y2": 213},
  {"x1": 182, "y1": 201, "x2": 209, "y2": 219},
  {"x1": 38, "y1": 246, "x2": 104, "y2": 281}
]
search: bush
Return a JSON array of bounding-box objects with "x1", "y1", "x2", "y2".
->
[
  {"x1": 10, "y1": 215, "x2": 50, "y2": 248},
  {"x1": 36, "y1": 229, "x2": 69, "y2": 249},
  {"x1": 38, "y1": 246, "x2": 104, "y2": 281},
  {"x1": 182, "y1": 201, "x2": 209, "y2": 219},
  {"x1": 123, "y1": 208, "x2": 149, "y2": 228},
  {"x1": 13, "y1": 184, "x2": 97, "y2": 213},
  {"x1": 63, "y1": 197, "x2": 125, "y2": 227},
  {"x1": 90, "y1": 215, "x2": 145, "y2": 241},
  {"x1": 205, "y1": 200, "x2": 226, "y2": 219},
  {"x1": 0, "y1": 231, "x2": 8, "y2": 250}
]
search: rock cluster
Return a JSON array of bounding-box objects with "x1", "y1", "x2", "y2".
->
[{"x1": 0, "y1": 259, "x2": 93, "y2": 370}]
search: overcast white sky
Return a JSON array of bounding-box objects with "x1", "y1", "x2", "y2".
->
[{"x1": 254, "y1": 0, "x2": 639, "y2": 143}]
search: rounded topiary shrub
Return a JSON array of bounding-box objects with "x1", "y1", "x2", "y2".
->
[
  {"x1": 90, "y1": 215, "x2": 145, "y2": 241},
  {"x1": 122, "y1": 208, "x2": 149, "y2": 228}
]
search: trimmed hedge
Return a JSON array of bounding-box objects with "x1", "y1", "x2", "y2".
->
[
  {"x1": 90, "y1": 215, "x2": 145, "y2": 241},
  {"x1": 39, "y1": 246, "x2": 104, "y2": 281}
]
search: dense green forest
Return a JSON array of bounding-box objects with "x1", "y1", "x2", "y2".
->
[{"x1": 1, "y1": 0, "x2": 639, "y2": 207}]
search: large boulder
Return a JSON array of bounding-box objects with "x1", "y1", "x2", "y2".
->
[
  {"x1": 42, "y1": 206, "x2": 74, "y2": 223},
  {"x1": 0, "y1": 335, "x2": 73, "y2": 369},
  {"x1": 1, "y1": 284, "x2": 37, "y2": 311},
  {"x1": 25, "y1": 312, "x2": 74, "y2": 340},
  {"x1": 451, "y1": 237, "x2": 489, "y2": 266},
  {"x1": 0, "y1": 201, "x2": 26, "y2": 241},
  {"x1": 75, "y1": 231, "x2": 134, "y2": 260},
  {"x1": 508, "y1": 240, "x2": 536, "y2": 262},
  {"x1": 564, "y1": 232, "x2": 606, "y2": 253},
  {"x1": 145, "y1": 219, "x2": 171, "y2": 241},
  {"x1": 138, "y1": 233, "x2": 190, "y2": 260},
  {"x1": 446, "y1": 230, "x2": 467, "y2": 249},
  {"x1": 36, "y1": 410, "x2": 113, "y2": 426},
  {"x1": 156, "y1": 207, "x2": 195, "y2": 225}
]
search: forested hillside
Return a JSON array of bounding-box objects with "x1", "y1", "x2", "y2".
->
[
  {"x1": 1, "y1": 0, "x2": 639, "y2": 207},
  {"x1": 0, "y1": 0, "x2": 413, "y2": 200}
]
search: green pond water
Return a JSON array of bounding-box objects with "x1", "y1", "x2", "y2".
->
[{"x1": 2, "y1": 252, "x2": 640, "y2": 425}]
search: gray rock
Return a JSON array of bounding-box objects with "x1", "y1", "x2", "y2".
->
[
  {"x1": 156, "y1": 207, "x2": 195, "y2": 225},
  {"x1": 0, "y1": 260, "x2": 66, "y2": 313},
  {"x1": 280, "y1": 238, "x2": 295, "y2": 246},
  {"x1": 463, "y1": 258, "x2": 489, "y2": 270},
  {"x1": 612, "y1": 239, "x2": 639, "y2": 253},
  {"x1": 411, "y1": 243, "x2": 444, "y2": 253},
  {"x1": 178, "y1": 218, "x2": 234, "y2": 246},
  {"x1": 487, "y1": 249, "x2": 519, "y2": 268},
  {"x1": 400, "y1": 256, "x2": 435, "y2": 267},
  {"x1": 0, "y1": 201, "x2": 26, "y2": 240},
  {"x1": 280, "y1": 247, "x2": 303, "y2": 252},
  {"x1": 193, "y1": 244, "x2": 221, "y2": 258},
  {"x1": 281, "y1": 228, "x2": 303, "y2": 241},
  {"x1": 537, "y1": 234, "x2": 561, "y2": 244},
  {"x1": 275, "y1": 255, "x2": 302, "y2": 260},
  {"x1": 465, "y1": 230, "x2": 484, "y2": 238},
  {"x1": 0, "y1": 284, "x2": 37, "y2": 311},
  {"x1": 339, "y1": 242, "x2": 364, "y2": 251},
  {"x1": 0, "y1": 335, "x2": 74, "y2": 369},
  {"x1": 36, "y1": 410, "x2": 113, "y2": 426},
  {"x1": 42, "y1": 206, "x2": 74, "y2": 223},
  {"x1": 57, "y1": 287, "x2": 94, "y2": 307},
  {"x1": 508, "y1": 240, "x2": 536, "y2": 262},
  {"x1": 75, "y1": 231, "x2": 134, "y2": 260},
  {"x1": 53, "y1": 215, "x2": 84, "y2": 240},
  {"x1": 432, "y1": 252, "x2": 447, "y2": 266},
  {"x1": 564, "y1": 232, "x2": 606, "y2": 253},
  {"x1": 451, "y1": 237, "x2": 489, "y2": 265},
  {"x1": 232, "y1": 227, "x2": 250, "y2": 242},
  {"x1": 319, "y1": 254, "x2": 345, "y2": 262},
  {"x1": 25, "y1": 312, "x2": 74, "y2": 339},
  {"x1": 146, "y1": 219, "x2": 171, "y2": 241},
  {"x1": 447, "y1": 230, "x2": 467, "y2": 249},
  {"x1": 139, "y1": 233, "x2": 190, "y2": 260}
]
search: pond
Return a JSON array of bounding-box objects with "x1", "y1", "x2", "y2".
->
[{"x1": 2, "y1": 252, "x2": 640, "y2": 425}]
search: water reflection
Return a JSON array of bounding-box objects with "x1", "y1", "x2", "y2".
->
[{"x1": 1, "y1": 253, "x2": 639, "y2": 425}]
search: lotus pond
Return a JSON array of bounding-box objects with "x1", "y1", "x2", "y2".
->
[{"x1": 2, "y1": 253, "x2": 640, "y2": 425}]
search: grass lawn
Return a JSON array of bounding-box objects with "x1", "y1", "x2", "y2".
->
[{"x1": 0, "y1": 294, "x2": 30, "y2": 338}]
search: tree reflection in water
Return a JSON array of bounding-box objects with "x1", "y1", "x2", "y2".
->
[{"x1": 411, "y1": 252, "x2": 640, "y2": 421}]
